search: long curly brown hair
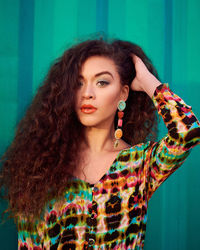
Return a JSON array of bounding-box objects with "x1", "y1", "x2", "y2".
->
[{"x1": 0, "y1": 39, "x2": 158, "y2": 222}]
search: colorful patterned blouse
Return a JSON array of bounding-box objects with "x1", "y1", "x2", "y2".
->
[{"x1": 18, "y1": 83, "x2": 200, "y2": 249}]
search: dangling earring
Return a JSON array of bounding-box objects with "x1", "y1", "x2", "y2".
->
[{"x1": 114, "y1": 100, "x2": 126, "y2": 148}]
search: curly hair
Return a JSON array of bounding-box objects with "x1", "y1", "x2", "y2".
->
[{"x1": 0, "y1": 38, "x2": 158, "y2": 222}]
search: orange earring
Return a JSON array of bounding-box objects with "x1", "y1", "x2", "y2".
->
[{"x1": 114, "y1": 100, "x2": 126, "y2": 148}]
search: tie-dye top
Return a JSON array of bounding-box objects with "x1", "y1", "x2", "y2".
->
[{"x1": 18, "y1": 83, "x2": 200, "y2": 250}]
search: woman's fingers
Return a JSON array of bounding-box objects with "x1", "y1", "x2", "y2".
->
[{"x1": 131, "y1": 54, "x2": 143, "y2": 64}]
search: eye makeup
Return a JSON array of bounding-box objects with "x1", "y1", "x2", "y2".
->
[{"x1": 96, "y1": 80, "x2": 110, "y2": 87}]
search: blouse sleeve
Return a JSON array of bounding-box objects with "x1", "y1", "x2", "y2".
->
[
  {"x1": 18, "y1": 214, "x2": 45, "y2": 250},
  {"x1": 144, "y1": 83, "x2": 200, "y2": 200}
]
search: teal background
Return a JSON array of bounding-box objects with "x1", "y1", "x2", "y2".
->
[{"x1": 0, "y1": 0, "x2": 200, "y2": 249}]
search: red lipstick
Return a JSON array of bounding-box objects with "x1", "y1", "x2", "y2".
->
[{"x1": 80, "y1": 104, "x2": 97, "y2": 114}]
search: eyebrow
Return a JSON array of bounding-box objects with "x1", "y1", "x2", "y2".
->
[{"x1": 79, "y1": 71, "x2": 114, "y2": 80}]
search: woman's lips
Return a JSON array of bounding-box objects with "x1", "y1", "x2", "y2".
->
[{"x1": 80, "y1": 104, "x2": 97, "y2": 114}]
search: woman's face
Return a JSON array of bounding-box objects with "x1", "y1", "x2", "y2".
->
[{"x1": 75, "y1": 56, "x2": 129, "y2": 128}]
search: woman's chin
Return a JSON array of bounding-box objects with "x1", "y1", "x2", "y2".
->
[
  {"x1": 80, "y1": 121, "x2": 100, "y2": 127},
  {"x1": 78, "y1": 115, "x2": 114, "y2": 129}
]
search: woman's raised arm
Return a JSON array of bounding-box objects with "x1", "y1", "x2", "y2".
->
[{"x1": 143, "y1": 83, "x2": 200, "y2": 200}]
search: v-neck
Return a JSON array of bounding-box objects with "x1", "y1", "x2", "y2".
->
[{"x1": 72, "y1": 146, "x2": 131, "y2": 186}]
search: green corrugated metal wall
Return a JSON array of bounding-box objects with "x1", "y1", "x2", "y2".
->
[{"x1": 0, "y1": 0, "x2": 199, "y2": 249}]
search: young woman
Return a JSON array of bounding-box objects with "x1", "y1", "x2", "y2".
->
[{"x1": 1, "y1": 39, "x2": 200, "y2": 249}]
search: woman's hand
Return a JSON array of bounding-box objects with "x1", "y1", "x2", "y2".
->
[{"x1": 131, "y1": 55, "x2": 162, "y2": 98}]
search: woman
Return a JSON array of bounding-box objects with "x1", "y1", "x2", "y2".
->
[{"x1": 1, "y1": 39, "x2": 200, "y2": 249}]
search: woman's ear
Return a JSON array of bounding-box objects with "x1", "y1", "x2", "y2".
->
[{"x1": 120, "y1": 85, "x2": 129, "y2": 101}]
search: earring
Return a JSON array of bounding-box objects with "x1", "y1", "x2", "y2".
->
[{"x1": 114, "y1": 100, "x2": 126, "y2": 148}]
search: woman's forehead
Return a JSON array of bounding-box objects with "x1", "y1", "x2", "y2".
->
[{"x1": 80, "y1": 56, "x2": 117, "y2": 75}]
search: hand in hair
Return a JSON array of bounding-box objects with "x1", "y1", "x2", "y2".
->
[{"x1": 131, "y1": 55, "x2": 162, "y2": 98}]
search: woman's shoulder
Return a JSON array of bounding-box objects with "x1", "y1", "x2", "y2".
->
[
  {"x1": 120, "y1": 140, "x2": 154, "y2": 151},
  {"x1": 115, "y1": 140, "x2": 154, "y2": 162}
]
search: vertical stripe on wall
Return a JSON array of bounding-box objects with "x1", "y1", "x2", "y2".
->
[
  {"x1": 77, "y1": 0, "x2": 96, "y2": 38},
  {"x1": 171, "y1": 0, "x2": 188, "y2": 249},
  {"x1": 17, "y1": 0, "x2": 34, "y2": 122},
  {"x1": 164, "y1": 0, "x2": 173, "y2": 84},
  {"x1": 187, "y1": 1, "x2": 200, "y2": 247},
  {"x1": 33, "y1": 0, "x2": 55, "y2": 94},
  {"x1": 144, "y1": 1, "x2": 165, "y2": 249},
  {"x1": 0, "y1": 0, "x2": 19, "y2": 151},
  {"x1": 53, "y1": 0, "x2": 78, "y2": 56},
  {"x1": 96, "y1": 0, "x2": 108, "y2": 35},
  {"x1": 108, "y1": 0, "x2": 126, "y2": 39},
  {"x1": 163, "y1": 0, "x2": 189, "y2": 249},
  {"x1": 162, "y1": 1, "x2": 173, "y2": 249}
]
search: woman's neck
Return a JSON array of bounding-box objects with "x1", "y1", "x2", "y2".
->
[
  {"x1": 82, "y1": 123, "x2": 130, "y2": 154},
  {"x1": 83, "y1": 124, "x2": 115, "y2": 153}
]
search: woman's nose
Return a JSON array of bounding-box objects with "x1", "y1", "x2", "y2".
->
[{"x1": 82, "y1": 84, "x2": 95, "y2": 99}]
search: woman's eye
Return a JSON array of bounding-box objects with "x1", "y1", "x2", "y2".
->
[
  {"x1": 97, "y1": 80, "x2": 109, "y2": 87},
  {"x1": 77, "y1": 82, "x2": 83, "y2": 87}
]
